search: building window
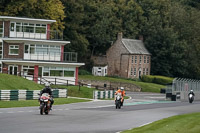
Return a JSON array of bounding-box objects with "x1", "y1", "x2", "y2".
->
[
  {"x1": 23, "y1": 66, "x2": 34, "y2": 75},
  {"x1": 105, "y1": 68, "x2": 107, "y2": 74},
  {"x1": 0, "y1": 42, "x2": 2, "y2": 59},
  {"x1": 9, "y1": 45, "x2": 19, "y2": 55},
  {"x1": 147, "y1": 56, "x2": 150, "y2": 63},
  {"x1": 43, "y1": 67, "x2": 75, "y2": 77},
  {"x1": 130, "y1": 68, "x2": 133, "y2": 76},
  {"x1": 146, "y1": 68, "x2": 149, "y2": 75},
  {"x1": 135, "y1": 56, "x2": 137, "y2": 64},
  {"x1": 134, "y1": 68, "x2": 136, "y2": 76},
  {"x1": 144, "y1": 56, "x2": 146, "y2": 63},
  {"x1": 143, "y1": 68, "x2": 145, "y2": 75},
  {"x1": 36, "y1": 24, "x2": 46, "y2": 33},
  {"x1": 139, "y1": 56, "x2": 142, "y2": 64},
  {"x1": 132, "y1": 56, "x2": 134, "y2": 64},
  {"x1": 0, "y1": 23, "x2": 3, "y2": 37}
]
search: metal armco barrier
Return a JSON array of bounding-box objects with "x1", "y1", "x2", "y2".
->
[
  {"x1": 0, "y1": 89, "x2": 67, "y2": 101},
  {"x1": 93, "y1": 90, "x2": 115, "y2": 99}
]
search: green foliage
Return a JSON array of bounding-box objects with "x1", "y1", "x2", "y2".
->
[
  {"x1": 0, "y1": 73, "x2": 43, "y2": 90},
  {"x1": 0, "y1": 0, "x2": 65, "y2": 31},
  {"x1": 122, "y1": 112, "x2": 200, "y2": 133},
  {"x1": 78, "y1": 69, "x2": 92, "y2": 75},
  {"x1": 141, "y1": 75, "x2": 174, "y2": 85}
]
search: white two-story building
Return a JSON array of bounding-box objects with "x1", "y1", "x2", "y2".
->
[{"x1": 0, "y1": 16, "x2": 84, "y2": 85}]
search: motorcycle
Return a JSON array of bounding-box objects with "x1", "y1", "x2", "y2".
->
[
  {"x1": 115, "y1": 93, "x2": 122, "y2": 109},
  {"x1": 39, "y1": 93, "x2": 51, "y2": 115},
  {"x1": 188, "y1": 94, "x2": 194, "y2": 103}
]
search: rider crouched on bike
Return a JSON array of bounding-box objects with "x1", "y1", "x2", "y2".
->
[
  {"x1": 40, "y1": 83, "x2": 54, "y2": 109},
  {"x1": 115, "y1": 87, "x2": 126, "y2": 106}
]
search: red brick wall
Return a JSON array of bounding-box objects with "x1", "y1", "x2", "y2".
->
[
  {"x1": 3, "y1": 42, "x2": 24, "y2": 59},
  {"x1": 127, "y1": 55, "x2": 151, "y2": 78},
  {"x1": 106, "y1": 37, "x2": 129, "y2": 78},
  {"x1": 4, "y1": 21, "x2": 10, "y2": 37}
]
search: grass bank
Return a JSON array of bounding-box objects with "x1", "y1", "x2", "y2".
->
[
  {"x1": 0, "y1": 98, "x2": 91, "y2": 108},
  {"x1": 0, "y1": 73, "x2": 43, "y2": 90},
  {"x1": 52, "y1": 85, "x2": 95, "y2": 99},
  {"x1": 122, "y1": 112, "x2": 200, "y2": 133},
  {"x1": 79, "y1": 75, "x2": 165, "y2": 93}
]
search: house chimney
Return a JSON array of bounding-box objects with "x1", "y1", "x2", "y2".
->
[
  {"x1": 117, "y1": 32, "x2": 123, "y2": 40},
  {"x1": 139, "y1": 35, "x2": 143, "y2": 41}
]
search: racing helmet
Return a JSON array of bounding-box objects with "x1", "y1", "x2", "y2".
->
[
  {"x1": 120, "y1": 87, "x2": 124, "y2": 91},
  {"x1": 45, "y1": 82, "x2": 50, "y2": 87},
  {"x1": 190, "y1": 90, "x2": 193, "y2": 92}
]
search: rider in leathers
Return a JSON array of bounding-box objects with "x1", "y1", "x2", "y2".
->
[{"x1": 40, "y1": 83, "x2": 54, "y2": 109}]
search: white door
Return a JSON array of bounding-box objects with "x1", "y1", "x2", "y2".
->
[{"x1": 10, "y1": 22, "x2": 16, "y2": 37}]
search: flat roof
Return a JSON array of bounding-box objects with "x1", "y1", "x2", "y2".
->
[
  {"x1": 0, "y1": 16, "x2": 56, "y2": 24},
  {"x1": 2, "y1": 60, "x2": 85, "y2": 67}
]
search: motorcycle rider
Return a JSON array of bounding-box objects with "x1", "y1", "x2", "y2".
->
[
  {"x1": 115, "y1": 87, "x2": 126, "y2": 106},
  {"x1": 188, "y1": 90, "x2": 195, "y2": 97},
  {"x1": 40, "y1": 82, "x2": 54, "y2": 109}
]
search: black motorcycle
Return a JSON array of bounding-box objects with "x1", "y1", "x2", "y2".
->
[{"x1": 188, "y1": 94, "x2": 194, "y2": 103}]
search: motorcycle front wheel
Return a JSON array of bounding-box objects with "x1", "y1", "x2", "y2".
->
[{"x1": 40, "y1": 105, "x2": 44, "y2": 115}]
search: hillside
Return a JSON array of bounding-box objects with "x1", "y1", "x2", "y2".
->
[{"x1": 0, "y1": 73, "x2": 43, "y2": 90}]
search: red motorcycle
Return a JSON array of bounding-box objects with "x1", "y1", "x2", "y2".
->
[{"x1": 39, "y1": 93, "x2": 51, "y2": 115}]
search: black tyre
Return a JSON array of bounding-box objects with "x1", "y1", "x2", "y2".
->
[{"x1": 40, "y1": 105, "x2": 44, "y2": 115}]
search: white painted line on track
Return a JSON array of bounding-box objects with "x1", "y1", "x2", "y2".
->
[
  {"x1": 18, "y1": 111, "x2": 24, "y2": 113},
  {"x1": 139, "y1": 122, "x2": 153, "y2": 127}
]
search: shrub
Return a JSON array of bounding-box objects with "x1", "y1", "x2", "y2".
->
[
  {"x1": 78, "y1": 69, "x2": 92, "y2": 75},
  {"x1": 141, "y1": 75, "x2": 174, "y2": 85}
]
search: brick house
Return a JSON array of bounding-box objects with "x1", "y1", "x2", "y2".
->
[
  {"x1": 106, "y1": 33, "x2": 151, "y2": 79},
  {"x1": 0, "y1": 16, "x2": 84, "y2": 84}
]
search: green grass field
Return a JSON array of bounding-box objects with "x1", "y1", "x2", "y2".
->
[
  {"x1": 79, "y1": 75, "x2": 165, "y2": 93},
  {"x1": 0, "y1": 73, "x2": 43, "y2": 90},
  {"x1": 122, "y1": 112, "x2": 200, "y2": 133},
  {"x1": 0, "y1": 98, "x2": 91, "y2": 108}
]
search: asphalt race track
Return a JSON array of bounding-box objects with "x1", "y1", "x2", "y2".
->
[{"x1": 0, "y1": 92, "x2": 200, "y2": 133}]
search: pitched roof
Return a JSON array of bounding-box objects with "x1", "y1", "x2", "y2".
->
[{"x1": 122, "y1": 39, "x2": 151, "y2": 55}]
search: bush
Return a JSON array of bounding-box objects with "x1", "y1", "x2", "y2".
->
[
  {"x1": 78, "y1": 69, "x2": 92, "y2": 75},
  {"x1": 141, "y1": 75, "x2": 174, "y2": 85}
]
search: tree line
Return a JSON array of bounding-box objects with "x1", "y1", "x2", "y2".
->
[{"x1": 0, "y1": 0, "x2": 200, "y2": 79}]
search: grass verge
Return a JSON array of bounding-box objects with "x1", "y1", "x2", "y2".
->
[
  {"x1": 80, "y1": 75, "x2": 165, "y2": 93},
  {"x1": 0, "y1": 98, "x2": 91, "y2": 108},
  {"x1": 0, "y1": 73, "x2": 43, "y2": 90},
  {"x1": 122, "y1": 112, "x2": 200, "y2": 133},
  {"x1": 51, "y1": 85, "x2": 95, "y2": 99}
]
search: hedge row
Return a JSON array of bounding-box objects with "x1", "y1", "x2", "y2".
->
[{"x1": 141, "y1": 75, "x2": 174, "y2": 85}]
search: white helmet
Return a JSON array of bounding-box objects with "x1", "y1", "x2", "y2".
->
[
  {"x1": 190, "y1": 90, "x2": 193, "y2": 92},
  {"x1": 120, "y1": 87, "x2": 124, "y2": 90},
  {"x1": 45, "y1": 82, "x2": 50, "y2": 87}
]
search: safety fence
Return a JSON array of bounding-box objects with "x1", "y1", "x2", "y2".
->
[
  {"x1": 93, "y1": 90, "x2": 115, "y2": 99},
  {"x1": 168, "y1": 78, "x2": 200, "y2": 101},
  {"x1": 0, "y1": 89, "x2": 67, "y2": 101}
]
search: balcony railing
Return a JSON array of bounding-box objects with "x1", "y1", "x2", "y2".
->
[
  {"x1": 3, "y1": 52, "x2": 77, "y2": 62},
  {"x1": 9, "y1": 28, "x2": 63, "y2": 40}
]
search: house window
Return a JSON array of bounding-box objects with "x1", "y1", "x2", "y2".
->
[
  {"x1": 147, "y1": 56, "x2": 150, "y2": 63},
  {"x1": 143, "y1": 68, "x2": 145, "y2": 75},
  {"x1": 22, "y1": 65, "x2": 34, "y2": 75},
  {"x1": 134, "y1": 68, "x2": 136, "y2": 76},
  {"x1": 105, "y1": 68, "x2": 107, "y2": 74},
  {"x1": 130, "y1": 68, "x2": 133, "y2": 76},
  {"x1": 16, "y1": 23, "x2": 23, "y2": 32},
  {"x1": 9, "y1": 45, "x2": 19, "y2": 55},
  {"x1": 146, "y1": 68, "x2": 149, "y2": 75},
  {"x1": 131, "y1": 56, "x2": 134, "y2": 64},
  {"x1": 0, "y1": 42, "x2": 2, "y2": 59},
  {"x1": 135, "y1": 56, "x2": 137, "y2": 64},
  {"x1": 144, "y1": 56, "x2": 146, "y2": 63},
  {"x1": 0, "y1": 23, "x2": 3, "y2": 37},
  {"x1": 139, "y1": 56, "x2": 142, "y2": 64},
  {"x1": 35, "y1": 24, "x2": 46, "y2": 33},
  {"x1": 43, "y1": 67, "x2": 75, "y2": 77}
]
